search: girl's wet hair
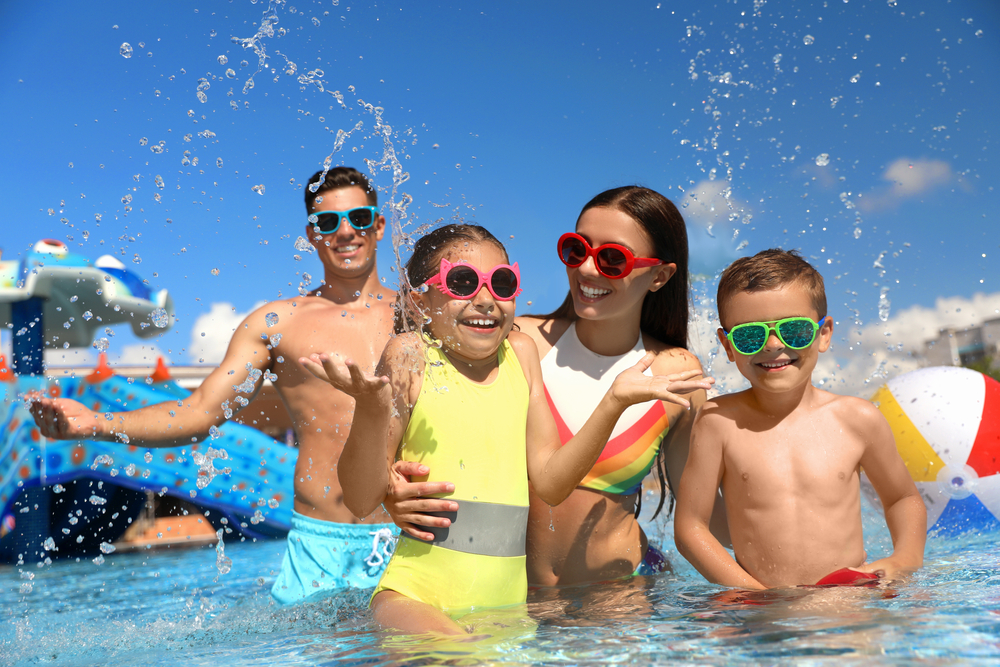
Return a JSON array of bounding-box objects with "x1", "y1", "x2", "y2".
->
[{"x1": 394, "y1": 224, "x2": 510, "y2": 334}]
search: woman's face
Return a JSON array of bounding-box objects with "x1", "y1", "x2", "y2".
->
[{"x1": 567, "y1": 206, "x2": 676, "y2": 324}]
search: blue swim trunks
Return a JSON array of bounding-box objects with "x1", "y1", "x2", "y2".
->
[
  {"x1": 270, "y1": 511, "x2": 398, "y2": 605},
  {"x1": 633, "y1": 544, "x2": 669, "y2": 576}
]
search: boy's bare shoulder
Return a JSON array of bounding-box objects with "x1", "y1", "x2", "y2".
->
[
  {"x1": 384, "y1": 330, "x2": 423, "y2": 356},
  {"x1": 824, "y1": 392, "x2": 886, "y2": 433},
  {"x1": 507, "y1": 329, "x2": 540, "y2": 356},
  {"x1": 696, "y1": 390, "x2": 753, "y2": 424}
]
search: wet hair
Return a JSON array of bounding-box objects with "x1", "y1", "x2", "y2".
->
[
  {"x1": 716, "y1": 248, "x2": 827, "y2": 328},
  {"x1": 535, "y1": 186, "x2": 690, "y2": 521},
  {"x1": 303, "y1": 166, "x2": 377, "y2": 212},
  {"x1": 394, "y1": 224, "x2": 510, "y2": 334},
  {"x1": 540, "y1": 186, "x2": 690, "y2": 350}
]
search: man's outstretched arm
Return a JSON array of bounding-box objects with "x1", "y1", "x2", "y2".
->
[{"x1": 30, "y1": 306, "x2": 277, "y2": 447}]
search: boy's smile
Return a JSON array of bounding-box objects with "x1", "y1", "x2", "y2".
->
[{"x1": 718, "y1": 284, "x2": 833, "y2": 394}]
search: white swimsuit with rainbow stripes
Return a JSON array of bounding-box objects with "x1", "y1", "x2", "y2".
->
[{"x1": 540, "y1": 322, "x2": 671, "y2": 495}]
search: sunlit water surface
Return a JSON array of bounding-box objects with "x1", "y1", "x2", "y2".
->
[{"x1": 2, "y1": 501, "x2": 998, "y2": 666}]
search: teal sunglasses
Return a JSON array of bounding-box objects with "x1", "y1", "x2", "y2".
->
[
  {"x1": 723, "y1": 316, "x2": 828, "y2": 356},
  {"x1": 308, "y1": 206, "x2": 378, "y2": 234}
]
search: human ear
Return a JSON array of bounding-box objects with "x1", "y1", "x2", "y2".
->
[
  {"x1": 717, "y1": 328, "x2": 737, "y2": 362},
  {"x1": 373, "y1": 214, "x2": 386, "y2": 242},
  {"x1": 648, "y1": 262, "x2": 677, "y2": 293},
  {"x1": 816, "y1": 316, "x2": 834, "y2": 353}
]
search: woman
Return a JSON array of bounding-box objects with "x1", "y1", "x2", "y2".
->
[{"x1": 387, "y1": 186, "x2": 727, "y2": 586}]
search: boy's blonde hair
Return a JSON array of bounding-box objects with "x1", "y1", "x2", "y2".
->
[{"x1": 717, "y1": 249, "x2": 827, "y2": 326}]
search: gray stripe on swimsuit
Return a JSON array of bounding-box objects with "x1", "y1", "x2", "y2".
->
[{"x1": 407, "y1": 499, "x2": 529, "y2": 558}]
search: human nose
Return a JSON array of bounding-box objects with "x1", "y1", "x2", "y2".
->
[
  {"x1": 470, "y1": 283, "x2": 496, "y2": 309},
  {"x1": 761, "y1": 326, "x2": 783, "y2": 351},
  {"x1": 576, "y1": 253, "x2": 602, "y2": 278}
]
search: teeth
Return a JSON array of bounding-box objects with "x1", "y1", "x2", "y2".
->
[
  {"x1": 580, "y1": 285, "x2": 611, "y2": 298},
  {"x1": 465, "y1": 318, "x2": 497, "y2": 327},
  {"x1": 336, "y1": 245, "x2": 359, "y2": 252},
  {"x1": 760, "y1": 360, "x2": 791, "y2": 368}
]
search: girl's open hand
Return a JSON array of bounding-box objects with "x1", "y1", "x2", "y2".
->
[
  {"x1": 610, "y1": 352, "x2": 714, "y2": 409},
  {"x1": 299, "y1": 353, "x2": 390, "y2": 402}
]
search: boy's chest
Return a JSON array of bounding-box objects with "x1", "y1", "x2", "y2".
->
[{"x1": 722, "y1": 418, "x2": 865, "y2": 495}]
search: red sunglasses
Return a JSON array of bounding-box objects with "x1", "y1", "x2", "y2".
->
[{"x1": 557, "y1": 232, "x2": 664, "y2": 279}]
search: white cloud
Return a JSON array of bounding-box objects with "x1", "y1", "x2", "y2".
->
[
  {"x1": 858, "y1": 157, "x2": 953, "y2": 213},
  {"x1": 187, "y1": 301, "x2": 266, "y2": 365},
  {"x1": 687, "y1": 288, "x2": 1000, "y2": 400}
]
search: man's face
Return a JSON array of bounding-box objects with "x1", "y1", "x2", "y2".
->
[{"x1": 306, "y1": 186, "x2": 385, "y2": 277}]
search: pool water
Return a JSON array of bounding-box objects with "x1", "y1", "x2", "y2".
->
[{"x1": 2, "y1": 500, "x2": 999, "y2": 666}]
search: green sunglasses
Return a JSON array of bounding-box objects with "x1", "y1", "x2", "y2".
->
[{"x1": 723, "y1": 316, "x2": 829, "y2": 356}]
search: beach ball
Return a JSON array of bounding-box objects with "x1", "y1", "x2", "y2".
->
[{"x1": 869, "y1": 366, "x2": 1000, "y2": 536}]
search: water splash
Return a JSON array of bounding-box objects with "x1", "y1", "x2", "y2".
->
[
  {"x1": 264, "y1": 312, "x2": 279, "y2": 327},
  {"x1": 193, "y1": 446, "x2": 231, "y2": 489},
  {"x1": 215, "y1": 529, "x2": 232, "y2": 575},
  {"x1": 120, "y1": 43, "x2": 133, "y2": 58}
]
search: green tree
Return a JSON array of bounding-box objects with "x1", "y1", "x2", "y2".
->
[{"x1": 964, "y1": 355, "x2": 1000, "y2": 383}]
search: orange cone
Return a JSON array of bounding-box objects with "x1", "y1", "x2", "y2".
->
[
  {"x1": 150, "y1": 356, "x2": 172, "y2": 383},
  {"x1": 86, "y1": 352, "x2": 115, "y2": 384},
  {"x1": 0, "y1": 355, "x2": 12, "y2": 382}
]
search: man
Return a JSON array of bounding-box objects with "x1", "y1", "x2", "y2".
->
[{"x1": 30, "y1": 167, "x2": 398, "y2": 604}]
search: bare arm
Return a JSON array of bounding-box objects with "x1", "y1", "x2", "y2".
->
[
  {"x1": 656, "y1": 350, "x2": 731, "y2": 545},
  {"x1": 30, "y1": 306, "x2": 278, "y2": 447},
  {"x1": 301, "y1": 335, "x2": 413, "y2": 518},
  {"x1": 512, "y1": 332, "x2": 714, "y2": 506},
  {"x1": 674, "y1": 405, "x2": 764, "y2": 589},
  {"x1": 855, "y1": 401, "x2": 927, "y2": 579}
]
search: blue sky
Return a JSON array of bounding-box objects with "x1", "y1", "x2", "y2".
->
[{"x1": 2, "y1": 0, "x2": 998, "y2": 395}]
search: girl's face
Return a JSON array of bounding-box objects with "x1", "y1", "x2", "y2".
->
[
  {"x1": 568, "y1": 206, "x2": 676, "y2": 324},
  {"x1": 414, "y1": 242, "x2": 518, "y2": 365}
]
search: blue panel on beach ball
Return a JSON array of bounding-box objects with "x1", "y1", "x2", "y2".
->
[{"x1": 930, "y1": 495, "x2": 1000, "y2": 537}]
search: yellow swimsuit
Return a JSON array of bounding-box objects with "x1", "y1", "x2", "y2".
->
[{"x1": 373, "y1": 339, "x2": 530, "y2": 612}]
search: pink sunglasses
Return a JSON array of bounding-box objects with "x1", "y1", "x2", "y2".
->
[{"x1": 423, "y1": 258, "x2": 522, "y2": 301}]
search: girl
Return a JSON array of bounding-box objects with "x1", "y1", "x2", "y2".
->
[
  {"x1": 386, "y1": 188, "x2": 729, "y2": 588},
  {"x1": 300, "y1": 224, "x2": 712, "y2": 635}
]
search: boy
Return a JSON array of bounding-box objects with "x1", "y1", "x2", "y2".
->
[{"x1": 674, "y1": 249, "x2": 925, "y2": 589}]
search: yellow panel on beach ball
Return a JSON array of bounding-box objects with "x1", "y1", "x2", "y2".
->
[{"x1": 870, "y1": 384, "x2": 945, "y2": 482}]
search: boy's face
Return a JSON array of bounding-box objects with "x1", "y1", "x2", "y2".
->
[
  {"x1": 716, "y1": 284, "x2": 833, "y2": 396},
  {"x1": 306, "y1": 185, "x2": 385, "y2": 278}
]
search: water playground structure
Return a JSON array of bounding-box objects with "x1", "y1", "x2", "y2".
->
[{"x1": 0, "y1": 240, "x2": 296, "y2": 563}]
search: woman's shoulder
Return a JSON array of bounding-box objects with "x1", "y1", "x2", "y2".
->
[
  {"x1": 514, "y1": 315, "x2": 573, "y2": 357},
  {"x1": 641, "y1": 333, "x2": 704, "y2": 374}
]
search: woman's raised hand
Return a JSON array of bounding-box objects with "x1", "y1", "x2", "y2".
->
[
  {"x1": 299, "y1": 352, "x2": 390, "y2": 401},
  {"x1": 609, "y1": 351, "x2": 714, "y2": 409}
]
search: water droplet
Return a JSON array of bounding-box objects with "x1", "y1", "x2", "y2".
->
[
  {"x1": 312, "y1": 17, "x2": 321, "y2": 26},
  {"x1": 218, "y1": 55, "x2": 228, "y2": 65},
  {"x1": 82, "y1": 311, "x2": 93, "y2": 321},
  {"x1": 803, "y1": 34, "x2": 815, "y2": 45},
  {"x1": 151, "y1": 307, "x2": 169, "y2": 328},
  {"x1": 43, "y1": 537, "x2": 56, "y2": 551},
  {"x1": 815, "y1": 153, "x2": 830, "y2": 167},
  {"x1": 265, "y1": 312, "x2": 279, "y2": 327},
  {"x1": 211, "y1": 268, "x2": 220, "y2": 276},
  {"x1": 853, "y1": 227, "x2": 863, "y2": 239},
  {"x1": 100, "y1": 542, "x2": 116, "y2": 554},
  {"x1": 120, "y1": 42, "x2": 133, "y2": 58},
  {"x1": 294, "y1": 236, "x2": 314, "y2": 252},
  {"x1": 133, "y1": 254, "x2": 141, "y2": 264},
  {"x1": 887, "y1": 0, "x2": 897, "y2": 6},
  {"x1": 226, "y1": 68, "x2": 236, "y2": 79},
  {"x1": 93, "y1": 337, "x2": 109, "y2": 352},
  {"x1": 139, "y1": 137, "x2": 148, "y2": 146},
  {"x1": 216, "y1": 157, "x2": 224, "y2": 168},
  {"x1": 209, "y1": 425, "x2": 222, "y2": 439},
  {"x1": 197, "y1": 90, "x2": 208, "y2": 104},
  {"x1": 154, "y1": 175, "x2": 165, "y2": 189},
  {"x1": 252, "y1": 184, "x2": 265, "y2": 195}
]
